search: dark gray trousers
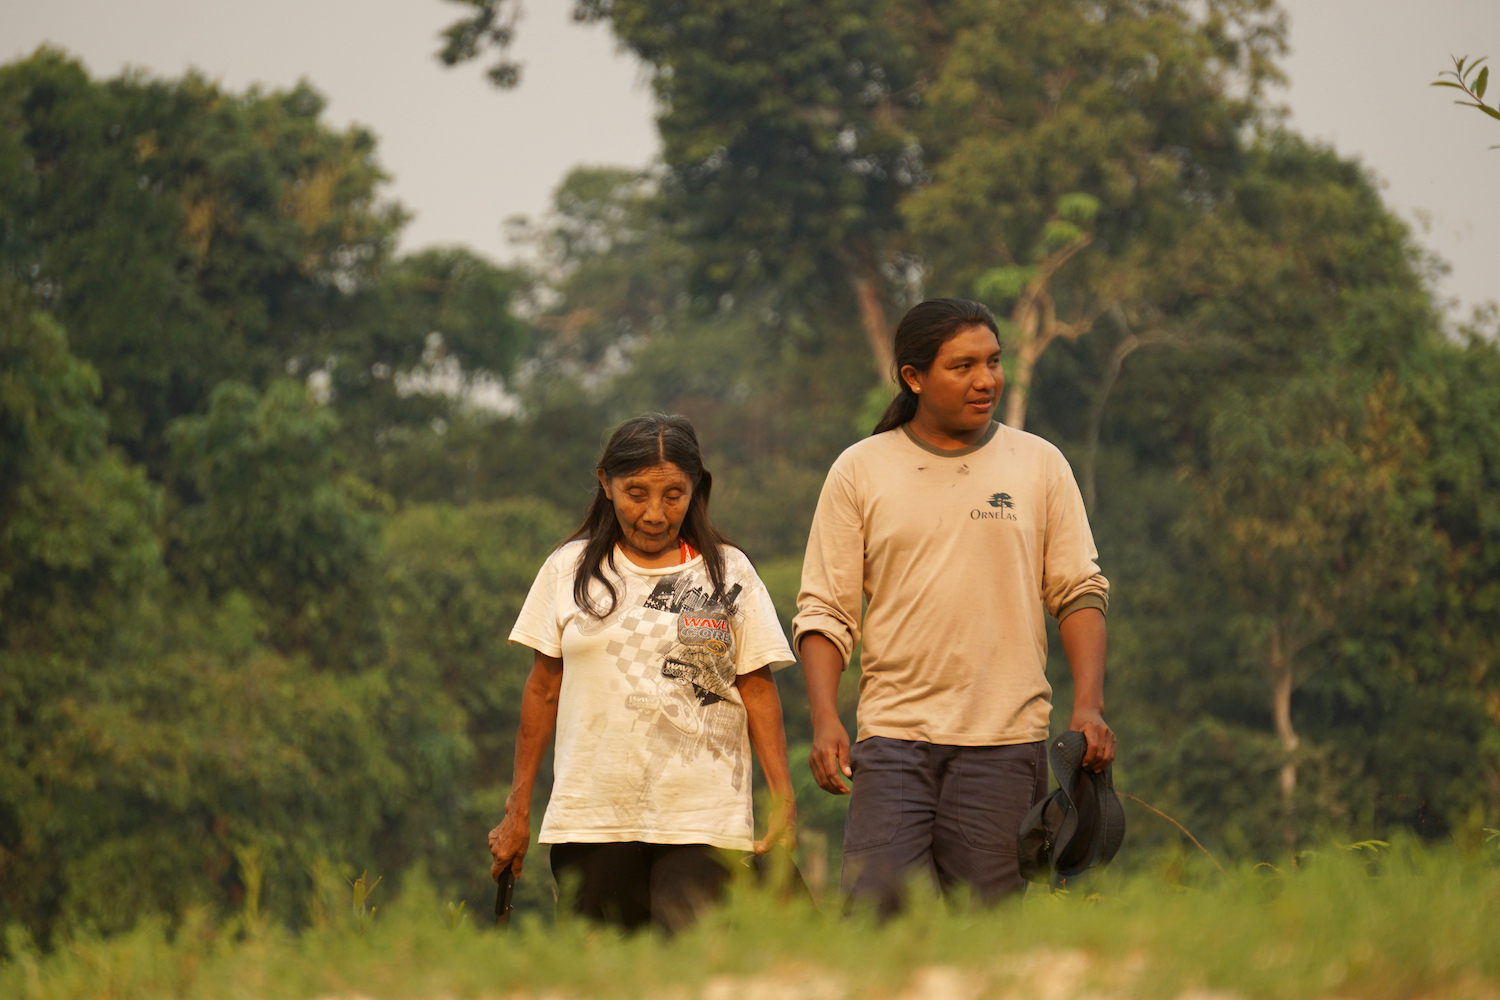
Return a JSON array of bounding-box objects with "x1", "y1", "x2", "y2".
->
[
  {"x1": 841, "y1": 736, "x2": 1047, "y2": 917},
  {"x1": 549, "y1": 842, "x2": 730, "y2": 935}
]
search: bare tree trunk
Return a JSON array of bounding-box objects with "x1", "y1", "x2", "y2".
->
[
  {"x1": 1003, "y1": 296, "x2": 1041, "y2": 430},
  {"x1": 851, "y1": 269, "x2": 895, "y2": 379},
  {"x1": 1003, "y1": 343, "x2": 1038, "y2": 430},
  {"x1": 999, "y1": 236, "x2": 1099, "y2": 432},
  {"x1": 1269, "y1": 623, "x2": 1300, "y2": 847}
]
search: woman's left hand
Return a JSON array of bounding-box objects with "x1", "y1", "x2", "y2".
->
[
  {"x1": 754, "y1": 794, "x2": 796, "y2": 855},
  {"x1": 736, "y1": 666, "x2": 798, "y2": 855}
]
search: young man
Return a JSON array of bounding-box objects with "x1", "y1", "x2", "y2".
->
[{"x1": 794, "y1": 298, "x2": 1114, "y2": 914}]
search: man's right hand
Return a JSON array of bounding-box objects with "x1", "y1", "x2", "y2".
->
[
  {"x1": 488, "y1": 809, "x2": 530, "y2": 881},
  {"x1": 809, "y1": 721, "x2": 852, "y2": 795}
]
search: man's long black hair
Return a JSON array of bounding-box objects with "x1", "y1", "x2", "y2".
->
[
  {"x1": 566, "y1": 412, "x2": 736, "y2": 618},
  {"x1": 872, "y1": 298, "x2": 1001, "y2": 435}
]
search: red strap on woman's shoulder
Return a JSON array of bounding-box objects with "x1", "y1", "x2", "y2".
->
[{"x1": 679, "y1": 538, "x2": 696, "y2": 563}]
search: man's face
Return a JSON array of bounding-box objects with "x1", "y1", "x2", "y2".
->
[
  {"x1": 903, "y1": 324, "x2": 1003, "y2": 435},
  {"x1": 598, "y1": 461, "x2": 694, "y2": 561}
]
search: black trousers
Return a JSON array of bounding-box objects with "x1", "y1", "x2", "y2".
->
[
  {"x1": 549, "y1": 841, "x2": 732, "y2": 934},
  {"x1": 841, "y1": 736, "x2": 1047, "y2": 918}
]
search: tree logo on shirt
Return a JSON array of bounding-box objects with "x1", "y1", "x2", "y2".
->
[{"x1": 972, "y1": 492, "x2": 1018, "y2": 521}]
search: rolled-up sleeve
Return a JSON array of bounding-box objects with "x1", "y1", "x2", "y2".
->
[
  {"x1": 792, "y1": 461, "x2": 865, "y2": 665},
  {"x1": 1041, "y1": 450, "x2": 1110, "y2": 621}
]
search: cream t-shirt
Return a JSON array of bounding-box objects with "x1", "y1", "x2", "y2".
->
[
  {"x1": 793, "y1": 421, "x2": 1109, "y2": 747},
  {"x1": 510, "y1": 540, "x2": 795, "y2": 850}
]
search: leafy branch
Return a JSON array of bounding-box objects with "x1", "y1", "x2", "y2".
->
[
  {"x1": 438, "y1": 0, "x2": 522, "y2": 88},
  {"x1": 1432, "y1": 55, "x2": 1500, "y2": 147}
]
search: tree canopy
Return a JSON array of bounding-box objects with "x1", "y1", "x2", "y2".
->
[
  {"x1": 435, "y1": 0, "x2": 1500, "y2": 864},
  {"x1": 3, "y1": 0, "x2": 1500, "y2": 948}
]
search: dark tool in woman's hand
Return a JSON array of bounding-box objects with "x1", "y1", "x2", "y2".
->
[{"x1": 494, "y1": 868, "x2": 515, "y2": 928}]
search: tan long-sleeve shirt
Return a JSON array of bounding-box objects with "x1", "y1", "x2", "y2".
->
[{"x1": 793, "y1": 421, "x2": 1108, "y2": 747}]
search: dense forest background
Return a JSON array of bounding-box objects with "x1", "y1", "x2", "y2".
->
[{"x1": 3, "y1": 0, "x2": 1499, "y2": 946}]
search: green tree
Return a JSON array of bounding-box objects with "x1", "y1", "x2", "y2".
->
[
  {"x1": 1176, "y1": 371, "x2": 1432, "y2": 844},
  {"x1": 315, "y1": 245, "x2": 532, "y2": 503},
  {"x1": 380, "y1": 498, "x2": 574, "y2": 914},
  {"x1": 0, "y1": 50, "x2": 404, "y2": 468},
  {"x1": 382, "y1": 498, "x2": 571, "y2": 788},
  {"x1": 1084, "y1": 136, "x2": 1498, "y2": 854},
  {"x1": 28, "y1": 596, "x2": 430, "y2": 940},
  {"x1": 0, "y1": 51, "x2": 553, "y2": 944},
  {"x1": 511, "y1": 167, "x2": 688, "y2": 370},
  {"x1": 0, "y1": 285, "x2": 160, "y2": 644},
  {"x1": 0, "y1": 282, "x2": 155, "y2": 940},
  {"x1": 443, "y1": 0, "x2": 917, "y2": 376},
  {"x1": 1153, "y1": 337, "x2": 1500, "y2": 852},
  {"x1": 166, "y1": 380, "x2": 383, "y2": 666},
  {"x1": 0, "y1": 312, "x2": 480, "y2": 943},
  {"x1": 902, "y1": 0, "x2": 1285, "y2": 429},
  {"x1": 395, "y1": 166, "x2": 860, "y2": 557}
]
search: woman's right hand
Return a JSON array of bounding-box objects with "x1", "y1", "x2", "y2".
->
[{"x1": 488, "y1": 808, "x2": 531, "y2": 880}]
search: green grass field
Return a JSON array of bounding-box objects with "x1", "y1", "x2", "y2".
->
[{"x1": 6, "y1": 843, "x2": 1499, "y2": 1000}]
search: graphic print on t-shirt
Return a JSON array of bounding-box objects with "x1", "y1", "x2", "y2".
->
[{"x1": 604, "y1": 570, "x2": 748, "y2": 804}]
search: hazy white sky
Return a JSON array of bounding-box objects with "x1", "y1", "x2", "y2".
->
[{"x1": 2, "y1": 0, "x2": 1495, "y2": 318}]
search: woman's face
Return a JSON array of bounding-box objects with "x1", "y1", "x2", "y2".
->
[
  {"x1": 902, "y1": 324, "x2": 1003, "y2": 436},
  {"x1": 598, "y1": 461, "x2": 694, "y2": 564}
]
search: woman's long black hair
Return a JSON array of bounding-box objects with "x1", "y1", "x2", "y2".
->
[
  {"x1": 567, "y1": 412, "x2": 737, "y2": 618},
  {"x1": 871, "y1": 298, "x2": 1001, "y2": 435}
]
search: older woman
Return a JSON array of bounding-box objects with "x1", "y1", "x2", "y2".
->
[{"x1": 488, "y1": 413, "x2": 796, "y2": 933}]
